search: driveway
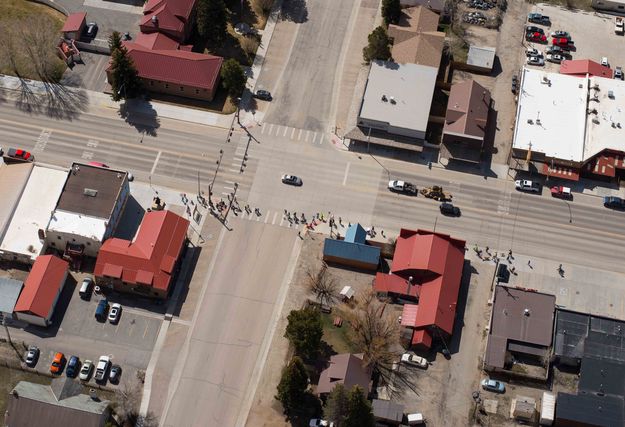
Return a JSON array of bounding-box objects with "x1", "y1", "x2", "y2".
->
[{"x1": 55, "y1": 0, "x2": 143, "y2": 40}]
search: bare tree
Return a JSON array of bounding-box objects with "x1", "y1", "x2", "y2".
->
[
  {"x1": 339, "y1": 290, "x2": 418, "y2": 397},
  {"x1": 112, "y1": 380, "x2": 158, "y2": 427},
  {"x1": 18, "y1": 15, "x2": 65, "y2": 82},
  {"x1": 239, "y1": 36, "x2": 260, "y2": 59},
  {"x1": 307, "y1": 263, "x2": 338, "y2": 307}
]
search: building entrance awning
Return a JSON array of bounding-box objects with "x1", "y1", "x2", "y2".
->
[{"x1": 543, "y1": 163, "x2": 580, "y2": 181}]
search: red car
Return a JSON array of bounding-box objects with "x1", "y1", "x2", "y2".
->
[
  {"x1": 88, "y1": 161, "x2": 109, "y2": 168},
  {"x1": 552, "y1": 38, "x2": 574, "y2": 48},
  {"x1": 5, "y1": 148, "x2": 34, "y2": 162},
  {"x1": 527, "y1": 32, "x2": 547, "y2": 43},
  {"x1": 550, "y1": 186, "x2": 572, "y2": 199}
]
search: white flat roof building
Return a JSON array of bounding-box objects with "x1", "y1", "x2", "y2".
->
[
  {"x1": 47, "y1": 211, "x2": 107, "y2": 242},
  {"x1": 585, "y1": 76, "x2": 625, "y2": 159},
  {"x1": 358, "y1": 61, "x2": 438, "y2": 140},
  {"x1": 513, "y1": 68, "x2": 588, "y2": 162},
  {"x1": 0, "y1": 162, "x2": 33, "y2": 244},
  {"x1": 0, "y1": 165, "x2": 67, "y2": 263}
]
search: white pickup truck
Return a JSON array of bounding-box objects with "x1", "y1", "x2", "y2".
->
[
  {"x1": 388, "y1": 180, "x2": 417, "y2": 195},
  {"x1": 95, "y1": 356, "x2": 110, "y2": 381},
  {"x1": 616, "y1": 17, "x2": 624, "y2": 35}
]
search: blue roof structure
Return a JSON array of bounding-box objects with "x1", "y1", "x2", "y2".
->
[
  {"x1": 323, "y1": 223, "x2": 380, "y2": 270},
  {"x1": 345, "y1": 223, "x2": 367, "y2": 244}
]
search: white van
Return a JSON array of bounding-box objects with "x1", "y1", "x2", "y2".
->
[
  {"x1": 407, "y1": 413, "x2": 425, "y2": 425},
  {"x1": 79, "y1": 277, "x2": 93, "y2": 300}
]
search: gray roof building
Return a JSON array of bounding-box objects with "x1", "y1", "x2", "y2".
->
[
  {"x1": 0, "y1": 277, "x2": 23, "y2": 314},
  {"x1": 556, "y1": 392, "x2": 624, "y2": 427},
  {"x1": 466, "y1": 46, "x2": 496, "y2": 73},
  {"x1": 316, "y1": 353, "x2": 372, "y2": 395},
  {"x1": 372, "y1": 399, "x2": 404, "y2": 425},
  {"x1": 6, "y1": 378, "x2": 111, "y2": 427},
  {"x1": 357, "y1": 61, "x2": 438, "y2": 140}
]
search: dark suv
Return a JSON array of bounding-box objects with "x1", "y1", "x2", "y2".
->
[
  {"x1": 254, "y1": 90, "x2": 272, "y2": 101},
  {"x1": 439, "y1": 202, "x2": 460, "y2": 216},
  {"x1": 604, "y1": 196, "x2": 625, "y2": 209}
]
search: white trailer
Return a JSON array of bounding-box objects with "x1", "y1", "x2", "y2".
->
[{"x1": 540, "y1": 392, "x2": 555, "y2": 425}]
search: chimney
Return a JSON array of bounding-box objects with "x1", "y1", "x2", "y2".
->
[{"x1": 151, "y1": 15, "x2": 158, "y2": 25}]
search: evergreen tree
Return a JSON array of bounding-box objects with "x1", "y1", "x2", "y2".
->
[
  {"x1": 109, "y1": 46, "x2": 142, "y2": 101},
  {"x1": 197, "y1": 0, "x2": 227, "y2": 43},
  {"x1": 108, "y1": 31, "x2": 122, "y2": 54},
  {"x1": 382, "y1": 0, "x2": 402, "y2": 25},
  {"x1": 275, "y1": 356, "x2": 309, "y2": 416},
  {"x1": 284, "y1": 307, "x2": 323, "y2": 360},
  {"x1": 362, "y1": 26, "x2": 392, "y2": 64},
  {"x1": 220, "y1": 59, "x2": 246, "y2": 98},
  {"x1": 344, "y1": 386, "x2": 375, "y2": 427},
  {"x1": 324, "y1": 384, "x2": 349, "y2": 426}
]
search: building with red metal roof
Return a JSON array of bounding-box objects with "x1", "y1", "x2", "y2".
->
[
  {"x1": 106, "y1": 0, "x2": 223, "y2": 102},
  {"x1": 560, "y1": 59, "x2": 613, "y2": 79},
  {"x1": 374, "y1": 229, "x2": 466, "y2": 349},
  {"x1": 14, "y1": 255, "x2": 68, "y2": 327},
  {"x1": 94, "y1": 210, "x2": 189, "y2": 299},
  {"x1": 61, "y1": 12, "x2": 86, "y2": 40}
]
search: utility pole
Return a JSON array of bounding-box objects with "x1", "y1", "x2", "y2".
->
[
  {"x1": 223, "y1": 183, "x2": 238, "y2": 224},
  {"x1": 209, "y1": 149, "x2": 224, "y2": 195}
]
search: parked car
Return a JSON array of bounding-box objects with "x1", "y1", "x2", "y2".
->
[
  {"x1": 525, "y1": 26, "x2": 544, "y2": 34},
  {"x1": 50, "y1": 352, "x2": 65, "y2": 374},
  {"x1": 603, "y1": 196, "x2": 625, "y2": 209},
  {"x1": 79, "y1": 277, "x2": 93, "y2": 300},
  {"x1": 109, "y1": 364, "x2": 122, "y2": 383},
  {"x1": 550, "y1": 186, "x2": 572, "y2": 199},
  {"x1": 79, "y1": 360, "x2": 94, "y2": 381},
  {"x1": 511, "y1": 75, "x2": 518, "y2": 94},
  {"x1": 528, "y1": 13, "x2": 550, "y2": 25},
  {"x1": 24, "y1": 346, "x2": 40, "y2": 367},
  {"x1": 439, "y1": 202, "x2": 460, "y2": 216},
  {"x1": 526, "y1": 56, "x2": 545, "y2": 66},
  {"x1": 553, "y1": 38, "x2": 574, "y2": 49},
  {"x1": 515, "y1": 180, "x2": 541, "y2": 193},
  {"x1": 281, "y1": 174, "x2": 303, "y2": 186},
  {"x1": 526, "y1": 47, "x2": 543, "y2": 57},
  {"x1": 254, "y1": 89, "x2": 272, "y2": 101},
  {"x1": 388, "y1": 180, "x2": 418, "y2": 195},
  {"x1": 526, "y1": 32, "x2": 547, "y2": 43},
  {"x1": 95, "y1": 356, "x2": 110, "y2": 382},
  {"x1": 401, "y1": 352, "x2": 429, "y2": 369},
  {"x1": 66, "y1": 356, "x2": 80, "y2": 378},
  {"x1": 601, "y1": 56, "x2": 610, "y2": 67},
  {"x1": 309, "y1": 419, "x2": 334, "y2": 427},
  {"x1": 547, "y1": 54, "x2": 565, "y2": 64},
  {"x1": 4, "y1": 148, "x2": 34, "y2": 162},
  {"x1": 481, "y1": 378, "x2": 506, "y2": 393},
  {"x1": 85, "y1": 22, "x2": 98, "y2": 38},
  {"x1": 108, "y1": 303, "x2": 122, "y2": 324},
  {"x1": 615, "y1": 66, "x2": 623, "y2": 80},
  {"x1": 95, "y1": 299, "x2": 108, "y2": 322},
  {"x1": 550, "y1": 30, "x2": 570, "y2": 39}
]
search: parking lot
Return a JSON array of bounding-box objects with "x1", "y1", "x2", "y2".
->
[{"x1": 524, "y1": 5, "x2": 625, "y2": 73}]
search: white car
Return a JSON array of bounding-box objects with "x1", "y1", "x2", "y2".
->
[
  {"x1": 94, "y1": 356, "x2": 110, "y2": 381},
  {"x1": 401, "y1": 352, "x2": 428, "y2": 369},
  {"x1": 525, "y1": 47, "x2": 543, "y2": 58},
  {"x1": 526, "y1": 56, "x2": 545, "y2": 66},
  {"x1": 309, "y1": 419, "x2": 334, "y2": 427},
  {"x1": 515, "y1": 179, "x2": 541, "y2": 193},
  {"x1": 108, "y1": 303, "x2": 121, "y2": 323},
  {"x1": 79, "y1": 360, "x2": 93, "y2": 381},
  {"x1": 601, "y1": 56, "x2": 609, "y2": 67}
]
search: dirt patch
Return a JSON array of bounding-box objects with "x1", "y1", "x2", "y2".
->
[{"x1": 529, "y1": 0, "x2": 593, "y2": 11}]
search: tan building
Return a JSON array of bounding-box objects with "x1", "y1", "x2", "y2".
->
[{"x1": 388, "y1": 6, "x2": 445, "y2": 68}]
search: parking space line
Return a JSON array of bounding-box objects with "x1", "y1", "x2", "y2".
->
[
  {"x1": 312, "y1": 132, "x2": 318, "y2": 143},
  {"x1": 268, "y1": 124, "x2": 274, "y2": 135},
  {"x1": 283, "y1": 126, "x2": 288, "y2": 137},
  {"x1": 318, "y1": 135, "x2": 324, "y2": 145},
  {"x1": 264, "y1": 213, "x2": 269, "y2": 223},
  {"x1": 297, "y1": 129, "x2": 303, "y2": 140},
  {"x1": 290, "y1": 128, "x2": 295, "y2": 139},
  {"x1": 272, "y1": 212, "x2": 277, "y2": 224},
  {"x1": 261, "y1": 123, "x2": 267, "y2": 134}
]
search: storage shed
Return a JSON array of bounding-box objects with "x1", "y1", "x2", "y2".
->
[{"x1": 61, "y1": 12, "x2": 86, "y2": 40}]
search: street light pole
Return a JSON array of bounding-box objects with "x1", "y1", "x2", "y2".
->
[
  {"x1": 223, "y1": 183, "x2": 238, "y2": 223},
  {"x1": 209, "y1": 149, "x2": 224, "y2": 196}
]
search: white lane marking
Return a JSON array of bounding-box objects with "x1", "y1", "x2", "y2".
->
[
  {"x1": 225, "y1": 180, "x2": 235, "y2": 184},
  {"x1": 87, "y1": 139, "x2": 99, "y2": 148},
  {"x1": 290, "y1": 128, "x2": 295, "y2": 139},
  {"x1": 297, "y1": 129, "x2": 303, "y2": 140},
  {"x1": 34, "y1": 129, "x2": 52, "y2": 152},
  {"x1": 264, "y1": 213, "x2": 270, "y2": 223},
  {"x1": 268, "y1": 124, "x2": 274, "y2": 135},
  {"x1": 312, "y1": 132, "x2": 318, "y2": 143},
  {"x1": 224, "y1": 186, "x2": 234, "y2": 191},
  {"x1": 280, "y1": 216, "x2": 285, "y2": 226},
  {"x1": 230, "y1": 162, "x2": 239, "y2": 167},
  {"x1": 256, "y1": 214, "x2": 260, "y2": 222},
  {"x1": 261, "y1": 123, "x2": 267, "y2": 134},
  {"x1": 221, "y1": 192, "x2": 229, "y2": 196},
  {"x1": 151, "y1": 151, "x2": 162, "y2": 174},
  {"x1": 343, "y1": 162, "x2": 351, "y2": 186},
  {"x1": 305, "y1": 130, "x2": 310, "y2": 142},
  {"x1": 228, "y1": 168, "x2": 239, "y2": 172},
  {"x1": 233, "y1": 157, "x2": 243, "y2": 161},
  {"x1": 283, "y1": 126, "x2": 288, "y2": 137},
  {"x1": 318, "y1": 135, "x2": 324, "y2": 145},
  {"x1": 272, "y1": 212, "x2": 277, "y2": 224},
  {"x1": 81, "y1": 151, "x2": 94, "y2": 160}
]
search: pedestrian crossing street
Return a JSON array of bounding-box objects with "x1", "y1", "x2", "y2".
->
[
  {"x1": 232, "y1": 208, "x2": 308, "y2": 229},
  {"x1": 259, "y1": 122, "x2": 327, "y2": 145}
]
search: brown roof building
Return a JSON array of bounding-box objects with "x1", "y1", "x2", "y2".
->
[
  {"x1": 316, "y1": 353, "x2": 372, "y2": 396},
  {"x1": 485, "y1": 286, "x2": 556, "y2": 372},
  {"x1": 441, "y1": 80, "x2": 491, "y2": 163},
  {"x1": 388, "y1": 7, "x2": 445, "y2": 68}
]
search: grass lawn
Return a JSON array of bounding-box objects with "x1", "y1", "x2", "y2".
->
[
  {"x1": 0, "y1": 0, "x2": 66, "y2": 82},
  {"x1": 320, "y1": 312, "x2": 358, "y2": 355}
]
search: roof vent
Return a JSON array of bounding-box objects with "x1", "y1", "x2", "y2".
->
[
  {"x1": 151, "y1": 15, "x2": 158, "y2": 24},
  {"x1": 608, "y1": 90, "x2": 615, "y2": 99},
  {"x1": 381, "y1": 95, "x2": 388, "y2": 102},
  {"x1": 579, "y1": 83, "x2": 583, "y2": 88},
  {"x1": 389, "y1": 96, "x2": 396, "y2": 104},
  {"x1": 523, "y1": 308, "x2": 531, "y2": 316},
  {"x1": 89, "y1": 389, "x2": 98, "y2": 400},
  {"x1": 536, "y1": 119, "x2": 541, "y2": 126},
  {"x1": 593, "y1": 84, "x2": 600, "y2": 91},
  {"x1": 527, "y1": 119, "x2": 534, "y2": 124},
  {"x1": 592, "y1": 117, "x2": 600, "y2": 124},
  {"x1": 84, "y1": 188, "x2": 98, "y2": 197}
]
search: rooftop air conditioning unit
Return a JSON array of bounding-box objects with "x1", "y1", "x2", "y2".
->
[
  {"x1": 527, "y1": 119, "x2": 534, "y2": 124},
  {"x1": 579, "y1": 84, "x2": 583, "y2": 88},
  {"x1": 608, "y1": 90, "x2": 615, "y2": 99},
  {"x1": 381, "y1": 95, "x2": 388, "y2": 102},
  {"x1": 593, "y1": 84, "x2": 600, "y2": 91},
  {"x1": 152, "y1": 15, "x2": 158, "y2": 24},
  {"x1": 390, "y1": 96, "x2": 396, "y2": 104},
  {"x1": 84, "y1": 188, "x2": 98, "y2": 197},
  {"x1": 592, "y1": 118, "x2": 600, "y2": 124}
]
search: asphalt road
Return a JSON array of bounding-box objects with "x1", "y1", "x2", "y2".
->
[
  {"x1": 259, "y1": 0, "x2": 356, "y2": 132},
  {"x1": 160, "y1": 221, "x2": 299, "y2": 427}
]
